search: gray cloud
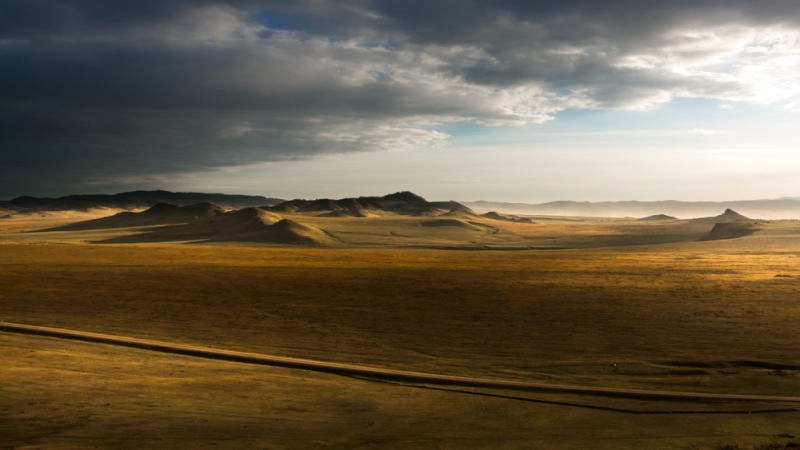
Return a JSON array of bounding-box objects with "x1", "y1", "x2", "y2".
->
[{"x1": 2, "y1": 1, "x2": 800, "y2": 196}]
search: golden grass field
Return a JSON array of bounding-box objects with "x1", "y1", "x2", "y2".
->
[{"x1": 2, "y1": 215, "x2": 800, "y2": 449}]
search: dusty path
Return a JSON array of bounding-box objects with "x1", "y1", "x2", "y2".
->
[{"x1": 3, "y1": 320, "x2": 800, "y2": 404}]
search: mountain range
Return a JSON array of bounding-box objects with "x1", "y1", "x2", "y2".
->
[
  {"x1": 462, "y1": 199, "x2": 800, "y2": 220},
  {"x1": 4, "y1": 190, "x2": 800, "y2": 220},
  {"x1": 0, "y1": 190, "x2": 283, "y2": 213}
]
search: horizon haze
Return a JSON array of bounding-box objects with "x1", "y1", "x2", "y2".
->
[{"x1": 4, "y1": 188, "x2": 800, "y2": 219}]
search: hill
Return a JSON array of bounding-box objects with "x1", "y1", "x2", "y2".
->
[
  {"x1": 701, "y1": 222, "x2": 761, "y2": 241},
  {"x1": 420, "y1": 219, "x2": 498, "y2": 233},
  {"x1": 47, "y1": 203, "x2": 228, "y2": 231},
  {"x1": 441, "y1": 206, "x2": 484, "y2": 220},
  {"x1": 690, "y1": 209, "x2": 752, "y2": 225},
  {"x1": 1, "y1": 190, "x2": 283, "y2": 213},
  {"x1": 270, "y1": 197, "x2": 383, "y2": 217},
  {"x1": 481, "y1": 211, "x2": 536, "y2": 223},
  {"x1": 462, "y1": 199, "x2": 800, "y2": 219},
  {"x1": 638, "y1": 214, "x2": 677, "y2": 221},
  {"x1": 53, "y1": 204, "x2": 339, "y2": 246},
  {"x1": 265, "y1": 191, "x2": 467, "y2": 217}
]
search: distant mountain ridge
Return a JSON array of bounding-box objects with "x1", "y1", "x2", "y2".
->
[
  {"x1": 5, "y1": 189, "x2": 800, "y2": 220},
  {"x1": 0, "y1": 190, "x2": 283, "y2": 212},
  {"x1": 264, "y1": 191, "x2": 466, "y2": 217},
  {"x1": 462, "y1": 199, "x2": 800, "y2": 220}
]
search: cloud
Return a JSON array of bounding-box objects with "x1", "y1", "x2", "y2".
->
[
  {"x1": 784, "y1": 99, "x2": 800, "y2": 112},
  {"x1": 693, "y1": 128, "x2": 726, "y2": 135},
  {"x1": 2, "y1": 0, "x2": 800, "y2": 195}
]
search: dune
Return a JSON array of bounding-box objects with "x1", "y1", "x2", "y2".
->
[
  {"x1": 701, "y1": 222, "x2": 761, "y2": 241},
  {"x1": 30, "y1": 201, "x2": 339, "y2": 246},
  {"x1": 420, "y1": 219, "x2": 498, "y2": 233},
  {"x1": 226, "y1": 219, "x2": 340, "y2": 246},
  {"x1": 441, "y1": 207, "x2": 484, "y2": 220},
  {"x1": 2, "y1": 207, "x2": 138, "y2": 221},
  {"x1": 195, "y1": 215, "x2": 340, "y2": 246},
  {"x1": 204, "y1": 207, "x2": 283, "y2": 235},
  {"x1": 638, "y1": 214, "x2": 677, "y2": 221},
  {"x1": 88, "y1": 207, "x2": 338, "y2": 246},
  {"x1": 44, "y1": 202, "x2": 227, "y2": 231},
  {"x1": 481, "y1": 211, "x2": 536, "y2": 223}
]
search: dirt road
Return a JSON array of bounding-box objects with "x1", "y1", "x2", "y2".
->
[{"x1": 3, "y1": 320, "x2": 800, "y2": 404}]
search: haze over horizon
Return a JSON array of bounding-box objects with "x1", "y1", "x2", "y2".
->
[{"x1": 2, "y1": 1, "x2": 799, "y2": 202}]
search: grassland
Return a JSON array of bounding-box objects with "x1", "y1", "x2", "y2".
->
[{"x1": 2, "y1": 216, "x2": 800, "y2": 448}]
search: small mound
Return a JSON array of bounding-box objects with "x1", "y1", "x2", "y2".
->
[
  {"x1": 701, "y1": 222, "x2": 760, "y2": 241},
  {"x1": 638, "y1": 214, "x2": 676, "y2": 221},
  {"x1": 421, "y1": 219, "x2": 496, "y2": 233},
  {"x1": 441, "y1": 207, "x2": 483, "y2": 220},
  {"x1": 251, "y1": 219, "x2": 339, "y2": 246},
  {"x1": 482, "y1": 211, "x2": 536, "y2": 223},
  {"x1": 209, "y1": 207, "x2": 283, "y2": 235},
  {"x1": 422, "y1": 219, "x2": 481, "y2": 229},
  {"x1": 717, "y1": 209, "x2": 750, "y2": 222}
]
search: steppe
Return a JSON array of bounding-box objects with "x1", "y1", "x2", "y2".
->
[{"x1": 2, "y1": 197, "x2": 800, "y2": 449}]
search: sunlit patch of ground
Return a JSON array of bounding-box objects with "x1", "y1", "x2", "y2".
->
[
  {"x1": 3, "y1": 333, "x2": 800, "y2": 450},
  {"x1": 1, "y1": 216, "x2": 800, "y2": 448}
]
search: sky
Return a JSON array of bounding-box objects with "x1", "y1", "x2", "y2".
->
[{"x1": 1, "y1": 0, "x2": 799, "y2": 202}]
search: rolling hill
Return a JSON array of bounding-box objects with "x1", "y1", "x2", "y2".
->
[
  {"x1": 0, "y1": 190, "x2": 283, "y2": 214},
  {"x1": 264, "y1": 191, "x2": 469, "y2": 217}
]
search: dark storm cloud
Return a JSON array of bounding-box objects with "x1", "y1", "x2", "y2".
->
[{"x1": 2, "y1": 1, "x2": 799, "y2": 196}]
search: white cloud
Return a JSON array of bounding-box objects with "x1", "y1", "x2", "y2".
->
[
  {"x1": 784, "y1": 99, "x2": 800, "y2": 112},
  {"x1": 693, "y1": 128, "x2": 727, "y2": 135}
]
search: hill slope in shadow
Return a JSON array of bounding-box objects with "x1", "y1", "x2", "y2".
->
[
  {"x1": 38, "y1": 204, "x2": 338, "y2": 246},
  {"x1": 1, "y1": 190, "x2": 283, "y2": 213},
  {"x1": 45, "y1": 203, "x2": 228, "y2": 231},
  {"x1": 265, "y1": 191, "x2": 467, "y2": 217}
]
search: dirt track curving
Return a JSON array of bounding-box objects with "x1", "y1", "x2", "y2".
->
[{"x1": 3, "y1": 321, "x2": 800, "y2": 404}]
